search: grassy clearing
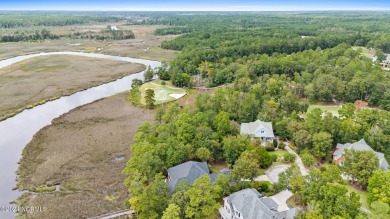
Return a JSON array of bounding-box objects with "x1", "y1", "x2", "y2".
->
[
  {"x1": 307, "y1": 104, "x2": 341, "y2": 117},
  {"x1": 269, "y1": 150, "x2": 290, "y2": 157},
  {"x1": 140, "y1": 80, "x2": 186, "y2": 105},
  {"x1": 352, "y1": 46, "x2": 375, "y2": 58},
  {"x1": 345, "y1": 184, "x2": 370, "y2": 210},
  {"x1": 209, "y1": 162, "x2": 228, "y2": 173},
  {"x1": 30, "y1": 186, "x2": 56, "y2": 193}
]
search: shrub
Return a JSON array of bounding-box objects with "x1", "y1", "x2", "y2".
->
[
  {"x1": 320, "y1": 166, "x2": 327, "y2": 172},
  {"x1": 266, "y1": 141, "x2": 274, "y2": 148},
  {"x1": 273, "y1": 139, "x2": 278, "y2": 148},
  {"x1": 278, "y1": 142, "x2": 286, "y2": 149},
  {"x1": 283, "y1": 153, "x2": 296, "y2": 163},
  {"x1": 271, "y1": 154, "x2": 278, "y2": 162},
  {"x1": 257, "y1": 147, "x2": 273, "y2": 169},
  {"x1": 254, "y1": 181, "x2": 271, "y2": 193},
  {"x1": 272, "y1": 182, "x2": 284, "y2": 193},
  {"x1": 301, "y1": 151, "x2": 317, "y2": 166},
  {"x1": 239, "y1": 181, "x2": 254, "y2": 189},
  {"x1": 161, "y1": 81, "x2": 166, "y2": 85}
]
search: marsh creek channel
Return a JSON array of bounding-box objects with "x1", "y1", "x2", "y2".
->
[{"x1": 0, "y1": 52, "x2": 161, "y2": 219}]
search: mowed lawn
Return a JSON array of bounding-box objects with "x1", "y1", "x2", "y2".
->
[
  {"x1": 307, "y1": 104, "x2": 341, "y2": 117},
  {"x1": 345, "y1": 185, "x2": 370, "y2": 210},
  {"x1": 140, "y1": 80, "x2": 186, "y2": 105}
]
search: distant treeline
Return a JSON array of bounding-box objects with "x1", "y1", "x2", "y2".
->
[
  {"x1": 0, "y1": 14, "x2": 123, "y2": 28},
  {"x1": 0, "y1": 29, "x2": 59, "y2": 42},
  {"x1": 71, "y1": 28, "x2": 135, "y2": 40},
  {"x1": 132, "y1": 13, "x2": 390, "y2": 53},
  {"x1": 0, "y1": 27, "x2": 135, "y2": 42},
  {"x1": 154, "y1": 27, "x2": 192, "y2": 35}
]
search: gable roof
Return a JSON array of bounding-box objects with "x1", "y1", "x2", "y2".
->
[
  {"x1": 225, "y1": 188, "x2": 298, "y2": 219},
  {"x1": 240, "y1": 120, "x2": 275, "y2": 138},
  {"x1": 334, "y1": 139, "x2": 389, "y2": 171},
  {"x1": 167, "y1": 161, "x2": 228, "y2": 192}
]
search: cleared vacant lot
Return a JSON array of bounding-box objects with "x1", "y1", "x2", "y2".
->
[
  {"x1": 0, "y1": 55, "x2": 144, "y2": 119},
  {"x1": 17, "y1": 92, "x2": 155, "y2": 219}
]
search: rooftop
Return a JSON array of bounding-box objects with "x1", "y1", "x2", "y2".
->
[
  {"x1": 240, "y1": 120, "x2": 275, "y2": 138},
  {"x1": 334, "y1": 139, "x2": 389, "y2": 171},
  {"x1": 222, "y1": 188, "x2": 298, "y2": 219},
  {"x1": 167, "y1": 161, "x2": 228, "y2": 192}
]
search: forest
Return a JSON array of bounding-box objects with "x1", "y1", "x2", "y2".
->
[
  {"x1": 141, "y1": 13, "x2": 390, "y2": 110},
  {"x1": 123, "y1": 12, "x2": 390, "y2": 219},
  {"x1": 0, "y1": 12, "x2": 123, "y2": 28}
]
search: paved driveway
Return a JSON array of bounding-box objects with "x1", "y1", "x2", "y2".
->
[
  {"x1": 265, "y1": 164, "x2": 291, "y2": 183},
  {"x1": 285, "y1": 145, "x2": 309, "y2": 176},
  {"x1": 271, "y1": 190, "x2": 293, "y2": 211}
]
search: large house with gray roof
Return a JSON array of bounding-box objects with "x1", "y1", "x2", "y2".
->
[
  {"x1": 333, "y1": 139, "x2": 389, "y2": 171},
  {"x1": 166, "y1": 161, "x2": 229, "y2": 192},
  {"x1": 240, "y1": 120, "x2": 275, "y2": 142},
  {"x1": 219, "y1": 188, "x2": 298, "y2": 219}
]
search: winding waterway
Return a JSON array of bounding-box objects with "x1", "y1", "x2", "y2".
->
[{"x1": 0, "y1": 52, "x2": 161, "y2": 218}]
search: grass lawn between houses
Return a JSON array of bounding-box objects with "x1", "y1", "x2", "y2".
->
[
  {"x1": 140, "y1": 80, "x2": 187, "y2": 105},
  {"x1": 269, "y1": 150, "x2": 292, "y2": 166},
  {"x1": 345, "y1": 184, "x2": 370, "y2": 210}
]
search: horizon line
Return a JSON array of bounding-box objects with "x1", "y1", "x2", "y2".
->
[{"x1": 1, "y1": 9, "x2": 390, "y2": 12}]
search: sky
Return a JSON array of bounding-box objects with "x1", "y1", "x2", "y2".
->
[{"x1": 1, "y1": 0, "x2": 390, "y2": 11}]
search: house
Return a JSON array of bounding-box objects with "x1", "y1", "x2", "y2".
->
[
  {"x1": 333, "y1": 139, "x2": 389, "y2": 171},
  {"x1": 240, "y1": 120, "x2": 275, "y2": 142},
  {"x1": 166, "y1": 161, "x2": 228, "y2": 192},
  {"x1": 110, "y1": 25, "x2": 119, "y2": 31},
  {"x1": 219, "y1": 188, "x2": 298, "y2": 219},
  {"x1": 380, "y1": 54, "x2": 390, "y2": 70}
]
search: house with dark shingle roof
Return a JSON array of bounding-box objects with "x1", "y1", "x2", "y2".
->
[
  {"x1": 333, "y1": 139, "x2": 389, "y2": 171},
  {"x1": 219, "y1": 188, "x2": 298, "y2": 219},
  {"x1": 240, "y1": 120, "x2": 275, "y2": 142},
  {"x1": 166, "y1": 161, "x2": 228, "y2": 193}
]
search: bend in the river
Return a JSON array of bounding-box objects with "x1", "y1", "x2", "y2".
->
[{"x1": 0, "y1": 52, "x2": 161, "y2": 219}]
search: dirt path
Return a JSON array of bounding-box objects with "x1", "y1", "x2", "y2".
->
[{"x1": 16, "y1": 92, "x2": 154, "y2": 219}]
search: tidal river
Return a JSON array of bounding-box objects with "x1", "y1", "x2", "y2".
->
[{"x1": 0, "y1": 52, "x2": 161, "y2": 219}]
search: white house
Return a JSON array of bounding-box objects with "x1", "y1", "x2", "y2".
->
[
  {"x1": 219, "y1": 188, "x2": 298, "y2": 219},
  {"x1": 240, "y1": 120, "x2": 275, "y2": 142}
]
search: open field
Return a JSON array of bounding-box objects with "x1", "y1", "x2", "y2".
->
[
  {"x1": 0, "y1": 55, "x2": 145, "y2": 120},
  {"x1": 352, "y1": 46, "x2": 376, "y2": 58},
  {"x1": 0, "y1": 25, "x2": 178, "y2": 62},
  {"x1": 307, "y1": 104, "x2": 341, "y2": 117},
  {"x1": 140, "y1": 80, "x2": 186, "y2": 105},
  {"x1": 16, "y1": 92, "x2": 155, "y2": 219}
]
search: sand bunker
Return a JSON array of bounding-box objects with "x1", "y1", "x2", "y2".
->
[{"x1": 169, "y1": 93, "x2": 186, "y2": 99}]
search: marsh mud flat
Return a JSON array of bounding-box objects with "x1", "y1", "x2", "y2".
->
[
  {"x1": 0, "y1": 52, "x2": 161, "y2": 219},
  {"x1": 17, "y1": 92, "x2": 155, "y2": 219},
  {"x1": 0, "y1": 54, "x2": 145, "y2": 121}
]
